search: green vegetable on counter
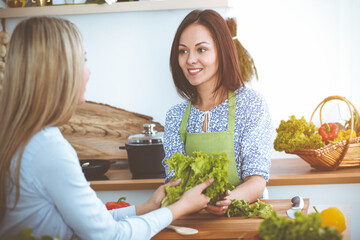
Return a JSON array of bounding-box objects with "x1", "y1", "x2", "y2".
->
[
  {"x1": 273, "y1": 115, "x2": 325, "y2": 153},
  {"x1": 161, "y1": 151, "x2": 234, "y2": 207},
  {"x1": 258, "y1": 211, "x2": 343, "y2": 240},
  {"x1": 5, "y1": 228, "x2": 60, "y2": 240},
  {"x1": 226, "y1": 199, "x2": 274, "y2": 218},
  {"x1": 5, "y1": 228, "x2": 81, "y2": 240}
]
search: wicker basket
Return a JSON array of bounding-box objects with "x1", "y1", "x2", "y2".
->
[{"x1": 290, "y1": 95, "x2": 360, "y2": 170}]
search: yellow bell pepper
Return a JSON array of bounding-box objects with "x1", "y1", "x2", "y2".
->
[{"x1": 338, "y1": 129, "x2": 357, "y2": 141}]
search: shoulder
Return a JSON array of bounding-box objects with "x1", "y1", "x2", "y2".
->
[
  {"x1": 15, "y1": 127, "x2": 79, "y2": 186},
  {"x1": 165, "y1": 101, "x2": 188, "y2": 121},
  {"x1": 27, "y1": 127, "x2": 72, "y2": 151},
  {"x1": 23, "y1": 127, "x2": 76, "y2": 165},
  {"x1": 235, "y1": 87, "x2": 268, "y2": 111},
  {"x1": 235, "y1": 87, "x2": 265, "y2": 103}
]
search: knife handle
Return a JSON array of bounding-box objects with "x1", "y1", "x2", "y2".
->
[{"x1": 291, "y1": 196, "x2": 304, "y2": 209}]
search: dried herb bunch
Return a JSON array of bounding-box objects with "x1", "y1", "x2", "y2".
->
[
  {"x1": 226, "y1": 17, "x2": 258, "y2": 83},
  {"x1": 0, "y1": 18, "x2": 9, "y2": 92}
]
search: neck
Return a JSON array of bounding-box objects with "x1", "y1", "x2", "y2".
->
[{"x1": 194, "y1": 86, "x2": 227, "y2": 111}]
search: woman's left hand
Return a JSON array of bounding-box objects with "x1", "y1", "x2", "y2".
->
[
  {"x1": 205, "y1": 190, "x2": 232, "y2": 216},
  {"x1": 136, "y1": 178, "x2": 182, "y2": 215},
  {"x1": 148, "y1": 178, "x2": 182, "y2": 209}
]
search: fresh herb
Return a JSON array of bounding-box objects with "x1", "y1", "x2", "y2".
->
[
  {"x1": 274, "y1": 115, "x2": 325, "y2": 153},
  {"x1": 344, "y1": 112, "x2": 360, "y2": 131},
  {"x1": 258, "y1": 211, "x2": 343, "y2": 240},
  {"x1": 161, "y1": 151, "x2": 234, "y2": 207},
  {"x1": 226, "y1": 18, "x2": 258, "y2": 83},
  {"x1": 4, "y1": 228, "x2": 59, "y2": 240},
  {"x1": 226, "y1": 199, "x2": 274, "y2": 218}
]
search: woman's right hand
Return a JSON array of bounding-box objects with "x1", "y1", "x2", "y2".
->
[{"x1": 167, "y1": 178, "x2": 213, "y2": 221}]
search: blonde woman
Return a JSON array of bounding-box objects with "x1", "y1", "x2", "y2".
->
[{"x1": 0, "y1": 17, "x2": 213, "y2": 240}]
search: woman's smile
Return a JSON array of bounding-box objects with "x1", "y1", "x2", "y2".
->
[{"x1": 188, "y1": 68, "x2": 203, "y2": 75}]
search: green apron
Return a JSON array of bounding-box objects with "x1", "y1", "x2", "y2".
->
[{"x1": 179, "y1": 91, "x2": 241, "y2": 187}]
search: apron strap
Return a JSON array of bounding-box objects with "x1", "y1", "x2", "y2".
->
[
  {"x1": 227, "y1": 91, "x2": 236, "y2": 133},
  {"x1": 180, "y1": 102, "x2": 192, "y2": 143},
  {"x1": 180, "y1": 90, "x2": 236, "y2": 141}
]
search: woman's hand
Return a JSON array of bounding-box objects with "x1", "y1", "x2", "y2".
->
[
  {"x1": 167, "y1": 178, "x2": 213, "y2": 221},
  {"x1": 205, "y1": 190, "x2": 232, "y2": 216},
  {"x1": 149, "y1": 178, "x2": 182, "y2": 209},
  {"x1": 136, "y1": 179, "x2": 182, "y2": 215},
  {"x1": 204, "y1": 175, "x2": 266, "y2": 216}
]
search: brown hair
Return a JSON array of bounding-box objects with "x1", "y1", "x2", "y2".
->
[
  {"x1": 170, "y1": 9, "x2": 244, "y2": 102},
  {"x1": 0, "y1": 17, "x2": 84, "y2": 223}
]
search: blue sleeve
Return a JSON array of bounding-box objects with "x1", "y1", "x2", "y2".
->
[
  {"x1": 238, "y1": 92, "x2": 275, "y2": 182},
  {"x1": 31, "y1": 141, "x2": 172, "y2": 240},
  {"x1": 162, "y1": 104, "x2": 186, "y2": 183}
]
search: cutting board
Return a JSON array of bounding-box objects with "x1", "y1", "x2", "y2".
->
[
  {"x1": 153, "y1": 198, "x2": 310, "y2": 240},
  {"x1": 59, "y1": 101, "x2": 164, "y2": 160}
]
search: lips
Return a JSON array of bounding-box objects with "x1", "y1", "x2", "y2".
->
[{"x1": 188, "y1": 68, "x2": 202, "y2": 75}]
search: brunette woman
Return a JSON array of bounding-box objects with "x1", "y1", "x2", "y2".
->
[
  {"x1": 163, "y1": 9, "x2": 275, "y2": 216},
  {"x1": 0, "y1": 17, "x2": 213, "y2": 240}
]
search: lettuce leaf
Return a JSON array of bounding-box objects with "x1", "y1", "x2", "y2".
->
[
  {"x1": 161, "y1": 151, "x2": 234, "y2": 207},
  {"x1": 258, "y1": 211, "x2": 343, "y2": 240},
  {"x1": 226, "y1": 199, "x2": 274, "y2": 218}
]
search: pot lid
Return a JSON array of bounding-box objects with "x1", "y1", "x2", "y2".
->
[{"x1": 128, "y1": 124, "x2": 163, "y2": 144}]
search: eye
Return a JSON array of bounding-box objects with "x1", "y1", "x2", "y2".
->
[
  {"x1": 198, "y1": 48, "x2": 206, "y2": 53},
  {"x1": 179, "y1": 49, "x2": 188, "y2": 54}
]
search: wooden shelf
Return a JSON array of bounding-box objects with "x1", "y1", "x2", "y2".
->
[{"x1": 0, "y1": 0, "x2": 233, "y2": 18}]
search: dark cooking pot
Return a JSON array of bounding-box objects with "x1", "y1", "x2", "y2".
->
[
  {"x1": 119, "y1": 124, "x2": 165, "y2": 179},
  {"x1": 80, "y1": 159, "x2": 111, "y2": 178}
]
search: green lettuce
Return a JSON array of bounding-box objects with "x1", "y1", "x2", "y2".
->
[
  {"x1": 258, "y1": 211, "x2": 342, "y2": 240},
  {"x1": 4, "y1": 227, "x2": 81, "y2": 240},
  {"x1": 161, "y1": 151, "x2": 234, "y2": 207},
  {"x1": 226, "y1": 199, "x2": 274, "y2": 218},
  {"x1": 273, "y1": 115, "x2": 325, "y2": 153}
]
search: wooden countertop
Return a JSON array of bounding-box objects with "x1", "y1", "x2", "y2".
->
[
  {"x1": 152, "y1": 199, "x2": 352, "y2": 240},
  {"x1": 267, "y1": 158, "x2": 360, "y2": 186},
  {"x1": 89, "y1": 158, "x2": 360, "y2": 191},
  {"x1": 152, "y1": 198, "x2": 310, "y2": 239}
]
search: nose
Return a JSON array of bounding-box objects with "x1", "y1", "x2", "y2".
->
[{"x1": 186, "y1": 51, "x2": 197, "y2": 65}]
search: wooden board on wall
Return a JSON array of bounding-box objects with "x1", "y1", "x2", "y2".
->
[{"x1": 59, "y1": 101, "x2": 164, "y2": 160}]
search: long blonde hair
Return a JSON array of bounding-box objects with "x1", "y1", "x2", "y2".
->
[{"x1": 0, "y1": 17, "x2": 84, "y2": 223}]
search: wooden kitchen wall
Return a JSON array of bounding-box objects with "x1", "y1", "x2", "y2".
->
[{"x1": 59, "y1": 101, "x2": 164, "y2": 160}]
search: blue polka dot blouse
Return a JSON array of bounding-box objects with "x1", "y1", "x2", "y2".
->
[{"x1": 162, "y1": 87, "x2": 275, "y2": 184}]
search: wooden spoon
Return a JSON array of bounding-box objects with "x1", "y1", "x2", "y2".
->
[{"x1": 166, "y1": 225, "x2": 198, "y2": 235}]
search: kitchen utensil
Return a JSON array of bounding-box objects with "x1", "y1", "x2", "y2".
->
[
  {"x1": 286, "y1": 195, "x2": 304, "y2": 219},
  {"x1": 80, "y1": 159, "x2": 111, "y2": 177},
  {"x1": 119, "y1": 124, "x2": 165, "y2": 179},
  {"x1": 166, "y1": 225, "x2": 198, "y2": 235}
]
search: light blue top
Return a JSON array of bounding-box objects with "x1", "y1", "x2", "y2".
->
[
  {"x1": 163, "y1": 87, "x2": 275, "y2": 183},
  {"x1": 0, "y1": 127, "x2": 172, "y2": 240}
]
